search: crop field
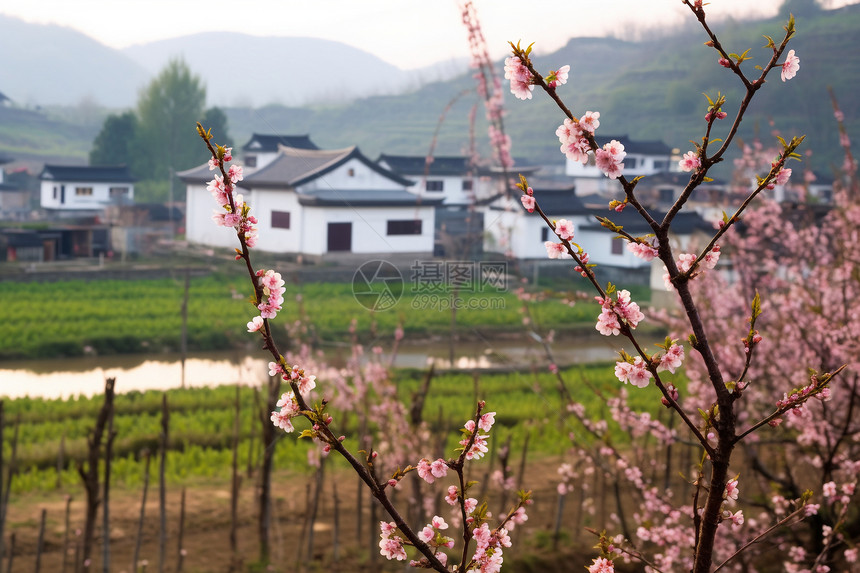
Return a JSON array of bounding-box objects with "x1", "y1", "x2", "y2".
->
[
  {"x1": 0, "y1": 275, "x2": 619, "y2": 360},
  {"x1": 1, "y1": 362, "x2": 682, "y2": 495}
]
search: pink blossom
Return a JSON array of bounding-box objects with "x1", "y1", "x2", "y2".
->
[
  {"x1": 729, "y1": 509, "x2": 744, "y2": 526},
  {"x1": 247, "y1": 316, "x2": 264, "y2": 332},
  {"x1": 775, "y1": 168, "x2": 792, "y2": 186},
  {"x1": 781, "y1": 49, "x2": 800, "y2": 82},
  {"x1": 595, "y1": 140, "x2": 626, "y2": 179},
  {"x1": 228, "y1": 164, "x2": 244, "y2": 184},
  {"x1": 504, "y1": 56, "x2": 533, "y2": 100},
  {"x1": 725, "y1": 478, "x2": 739, "y2": 501},
  {"x1": 545, "y1": 241, "x2": 571, "y2": 259},
  {"x1": 627, "y1": 357, "x2": 652, "y2": 388},
  {"x1": 822, "y1": 481, "x2": 837, "y2": 498},
  {"x1": 597, "y1": 307, "x2": 621, "y2": 336},
  {"x1": 555, "y1": 218, "x2": 575, "y2": 241},
  {"x1": 718, "y1": 57, "x2": 731, "y2": 68},
  {"x1": 520, "y1": 194, "x2": 535, "y2": 212},
  {"x1": 702, "y1": 245, "x2": 721, "y2": 269},
  {"x1": 445, "y1": 485, "x2": 458, "y2": 506},
  {"x1": 379, "y1": 521, "x2": 407, "y2": 561},
  {"x1": 478, "y1": 411, "x2": 496, "y2": 432},
  {"x1": 627, "y1": 241, "x2": 658, "y2": 261},
  {"x1": 658, "y1": 344, "x2": 685, "y2": 373},
  {"x1": 588, "y1": 557, "x2": 615, "y2": 573},
  {"x1": 580, "y1": 111, "x2": 600, "y2": 133},
  {"x1": 545, "y1": 64, "x2": 570, "y2": 88},
  {"x1": 679, "y1": 150, "x2": 701, "y2": 172}
]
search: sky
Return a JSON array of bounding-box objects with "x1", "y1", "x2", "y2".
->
[{"x1": 0, "y1": 0, "x2": 855, "y2": 69}]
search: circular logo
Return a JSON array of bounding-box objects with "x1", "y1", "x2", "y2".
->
[{"x1": 352, "y1": 260, "x2": 404, "y2": 311}]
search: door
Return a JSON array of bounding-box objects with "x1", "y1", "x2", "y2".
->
[{"x1": 327, "y1": 222, "x2": 352, "y2": 252}]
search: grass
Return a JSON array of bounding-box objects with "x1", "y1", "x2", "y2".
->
[
  {"x1": 0, "y1": 274, "x2": 612, "y2": 360},
  {"x1": 1, "y1": 361, "x2": 686, "y2": 495}
]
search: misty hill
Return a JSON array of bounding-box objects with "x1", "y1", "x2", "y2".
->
[
  {"x1": 122, "y1": 33, "x2": 467, "y2": 107},
  {"x1": 219, "y1": 2, "x2": 860, "y2": 176},
  {"x1": 2, "y1": 3, "x2": 858, "y2": 178},
  {"x1": 0, "y1": 15, "x2": 467, "y2": 109},
  {"x1": 0, "y1": 15, "x2": 150, "y2": 108}
]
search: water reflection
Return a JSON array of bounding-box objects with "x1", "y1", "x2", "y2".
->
[{"x1": 0, "y1": 335, "x2": 642, "y2": 400}]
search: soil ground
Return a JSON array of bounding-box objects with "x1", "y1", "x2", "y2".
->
[{"x1": 4, "y1": 457, "x2": 614, "y2": 573}]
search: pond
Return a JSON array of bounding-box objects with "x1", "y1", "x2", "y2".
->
[{"x1": 0, "y1": 334, "x2": 643, "y2": 400}]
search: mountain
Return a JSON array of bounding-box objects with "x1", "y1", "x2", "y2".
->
[
  {"x1": 121, "y1": 33, "x2": 466, "y2": 107},
  {"x1": 218, "y1": 3, "x2": 859, "y2": 175},
  {"x1": 1, "y1": 3, "x2": 858, "y2": 177},
  {"x1": 0, "y1": 16, "x2": 468, "y2": 109},
  {"x1": 0, "y1": 15, "x2": 150, "y2": 108}
]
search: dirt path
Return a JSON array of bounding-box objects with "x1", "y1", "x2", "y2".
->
[{"x1": 5, "y1": 458, "x2": 598, "y2": 573}]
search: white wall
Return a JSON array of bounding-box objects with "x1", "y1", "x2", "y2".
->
[
  {"x1": 185, "y1": 183, "x2": 241, "y2": 249},
  {"x1": 250, "y1": 188, "x2": 302, "y2": 252},
  {"x1": 301, "y1": 205, "x2": 435, "y2": 255},
  {"x1": 300, "y1": 158, "x2": 405, "y2": 191},
  {"x1": 41, "y1": 180, "x2": 134, "y2": 210}
]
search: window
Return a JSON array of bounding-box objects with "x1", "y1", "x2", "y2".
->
[
  {"x1": 462, "y1": 179, "x2": 473, "y2": 191},
  {"x1": 53, "y1": 186, "x2": 58, "y2": 199},
  {"x1": 387, "y1": 219, "x2": 422, "y2": 235},
  {"x1": 627, "y1": 157, "x2": 638, "y2": 169},
  {"x1": 75, "y1": 187, "x2": 93, "y2": 196},
  {"x1": 271, "y1": 211, "x2": 291, "y2": 229},
  {"x1": 347, "y1": 168, "x2": 355, "y2": 177},
  {"x1": 611, "y1": 238, "x2": 624, "y2": 255},
  {"x1": 659, "y1": 188, "x2": 674, "y2": 203},
  {"x1": 541, "y1": 227, "x2": 549, "y2": 242},
  {"x1": 109, "y1": 187, "x2": 129, "y2": 197},
  {"x1": 426, "y1": 180, "x2": 444, "y2": 192},
  {"x1": 653, "y1": 160, "x2": 669, "y2": 172},
  {"x1": 245, "y1": 155, "x2": 257, "y2": 168}
]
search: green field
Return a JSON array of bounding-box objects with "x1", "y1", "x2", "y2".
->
[
  {"x1": 0, "y1": 275, "x2": 625, "y2": 360},
  {"x1": 1, "y1": 363, "x2": 684, "y2": 495}
]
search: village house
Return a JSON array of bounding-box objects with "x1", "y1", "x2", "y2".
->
[
  {"x1": 484, "y1": 182, "x2": 713, "y2": 287},
  {"x1": 0, "y1": 153, "x2": 30, "y2": 219},
  {"x1": 180, "y1": 136, "x2": 440, "y2": 260},
  {"x1": 39, "y1": 164, "x2": 135, "y2": 214},
  {"x1": 566, "y1": 135, "x2": 674, "y2": 196}
]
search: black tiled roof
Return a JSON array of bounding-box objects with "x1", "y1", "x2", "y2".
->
[
  {"x1": 40, "y1": 164, "x2": 135, "y2": 183},
  {"x1": 242, "y1": 133, "x2": 319, "y2": 152},
  {"x1": 594, "y1": 135, "x2": 672, "y2": 156},
  {"x1": 243, "y1": 146, "x2": 414, "y2": 188},
  {"x1": 378, "y1": 154, "x2": 472, "y2": 176},
  {"x1": 297, "y1": 189, "x2": 443, "y2": 207},
  {"x1": 579, "y1": 208, "x2": 713, "y2": 234}
]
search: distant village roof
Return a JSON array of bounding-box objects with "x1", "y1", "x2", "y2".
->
[
  {"x1": 378, "y1": 154, "x2": 473, "y2": 176},
  {"x1": 0, "y1": 153, "x2": 12, "y2": 165},
  {"x1": 645, "y1": 172, "x2": 727, "y2": 187},
  {"x1": 0, "y1": 91, "x2": 10, "y2": 104},
  {"x1": 242, "y1": 133, "x2": 319, "y2": 152},
  {"x1": 595, "y1": 135, "x2": 672, "y2": 156},
  {"x1": 488, "y1": 186, "x2": 583, "y2": 215},
  {"x1": 298, "y1": 189, "x2": 444, "y2": 207},
  {"x1": 40, "y1": 164, "x2": 135, "y2": 183},
  {"x1": 243, "y1": 146, "x2": 414, "y2": 188},
  {"x1": 579, "y1": 209, "x2": 712, "y2": 234}
]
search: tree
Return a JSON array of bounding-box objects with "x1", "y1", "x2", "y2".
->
[
  {"x1": 134, "y1": 59, "x2": 209, "y2": 188},
  {"x1": 202, "y1": 107, "x2": 232, "y2": 150},
  {"x1": 89, "y1": 111, "x2": 138, "y2": 167}
]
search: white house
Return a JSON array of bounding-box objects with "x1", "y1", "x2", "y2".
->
[
  {"x1": 180, "y1": 143, "x2": 441, "y2": 259},
  {"x1": 566, "y1": 135, "x2": 673, "y2": 196},
  {"x1": 40, "y1": 165, "x2": 135, "y2": 212},
  {"x1": 377, "y1": 154, "x2": 478, "y2": 206},
  {"x1": 485, "y1": 183, "x2": 712, "y2": 285},
  {"x1": 241, "y1": 133, "x2": 319, "y2": 170}
]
